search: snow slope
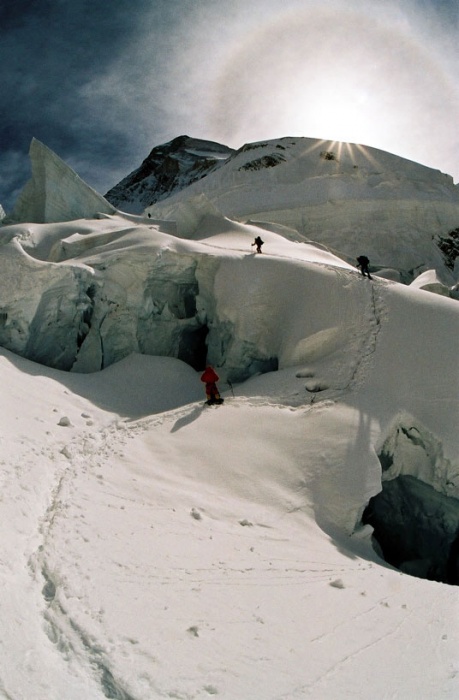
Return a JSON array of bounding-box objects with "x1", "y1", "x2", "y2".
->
[
  {"x1": 0, "y1": 213, "x2": 458, "y2": 699},
  {"x1": 146, "y1": 136, "x2": 459, "y2": 276}
]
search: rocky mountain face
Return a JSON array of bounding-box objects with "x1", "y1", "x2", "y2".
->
[{"x1": 104, "y1": 135, "x2": 235, "y2": 214}]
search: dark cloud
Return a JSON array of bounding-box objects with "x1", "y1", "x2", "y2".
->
[{"x1": 0, "y1": 0, "x2": 199, "y2": 210}]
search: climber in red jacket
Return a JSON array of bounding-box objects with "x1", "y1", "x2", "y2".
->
[{"x1": 200, "y1": 366, "x2": 224, "y2": 405}]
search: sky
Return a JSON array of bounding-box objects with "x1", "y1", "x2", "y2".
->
[{"x1": 0, "y1": 0, "x2": 458, "y2": 212}]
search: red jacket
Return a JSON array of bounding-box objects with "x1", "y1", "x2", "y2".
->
[{"x1": 201, "y1": 367, "x2": 219, "y2": 384}]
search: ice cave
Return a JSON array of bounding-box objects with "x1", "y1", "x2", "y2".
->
[{"x1": 362, "y1": 419, "x2": 459, "y2": 585}]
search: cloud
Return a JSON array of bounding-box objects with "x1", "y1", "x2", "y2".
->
[
  {"x1": 0, "y1": 149, "x2": 32, "y2": 212},
  {"x1": 0, "y1": 0, "x2": 182, "y2": 207}
]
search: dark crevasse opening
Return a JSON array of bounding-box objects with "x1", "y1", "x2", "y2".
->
[
  {"x1": 362, "y1": 475, "x2": 459, "y2": 585},
  {"x1": 178, "y1": 325, "x2": 209, "y2": 371}
]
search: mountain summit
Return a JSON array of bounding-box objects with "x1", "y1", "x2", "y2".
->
[{"x1": 104, "y1": 135, "x2": 235, "y2": 213}]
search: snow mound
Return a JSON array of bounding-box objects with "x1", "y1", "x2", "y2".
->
[{"x1": 410, "y1": 269, "x2": 452, "y2": 297}]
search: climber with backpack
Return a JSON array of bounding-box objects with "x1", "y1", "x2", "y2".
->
[
  {"x1": 251, "y1": 236, "x2": 264, "y2": 253},
  {"x1": 356, "y1": 255, "x2": 372, "y2": 279}
]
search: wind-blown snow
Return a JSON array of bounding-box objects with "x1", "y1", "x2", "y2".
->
[{"x1": 0, "y1": 140, "x2": 458, "y2": 699}]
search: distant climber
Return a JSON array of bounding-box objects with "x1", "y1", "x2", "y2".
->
[
  {"x1": 200, "y1": 366, "x2": 224, "y2": 405},
  {"x1": 356, "y1": 255, "x2": 372, "y2": 279},
  {"x1": 251, "y1": 236, "x2": 264, "y2": 253}
]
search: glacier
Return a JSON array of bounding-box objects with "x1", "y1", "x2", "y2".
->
[
  {"x1": 0, "y1": 212, "x2": 362, "y2": 379},
  {"x1": 0, "y1": 137, "x2": 458, "y2": 698}
]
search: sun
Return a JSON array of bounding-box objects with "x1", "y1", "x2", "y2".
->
[
  {"x1": 296, "y1": 84, "x2": 374, "y2": 146},
  {"x1": 206, "y1": 6, "x2": 457, "y2": 177}
]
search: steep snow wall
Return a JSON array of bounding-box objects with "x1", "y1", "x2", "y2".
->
[
  {"x1": 0, "y1": 237, "x2": 94, "y2": 370},
  {"x1": 207, "y1": 254, "x2": 374, "y2": 384},
  {"x1": 409, "y1": 269, "x2": 452, "y2": 297},
  {"x1": 10, "y1": 139, "x2": 116, "y2": 224}
]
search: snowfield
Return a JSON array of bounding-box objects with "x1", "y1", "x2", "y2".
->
[
  {"x1": 0, "y1": 209, "x2": 458, "y2": 700},
  {"x1": 0, "y1": 137, "x2": 458, "y2": 699}
]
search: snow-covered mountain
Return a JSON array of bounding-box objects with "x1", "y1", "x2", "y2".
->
[
  {"x1": 104, "y1": 135, "x2": 235, "y2": 213},
  {"x1": 0, "y1": 138, "x2": 458, "y2": 699},
  {"x1": 2, "y1": 137, "x2": 458, "y2": 375},
  {"x1": 144, "y1": 136, "x2": 459, "y2": 279}
]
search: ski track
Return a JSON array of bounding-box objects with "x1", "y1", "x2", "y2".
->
[
  {"x1": 32, "y1": 404, "x2": 319, "y2": 698},
  {"x1": 0, "y1": 434, "x2": 109, "y2": 699}
]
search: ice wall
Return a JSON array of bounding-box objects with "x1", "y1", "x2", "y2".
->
[
  {"x1": 0, "y1": 219, "x2": 226, "y2": 374},
  {"x1": 10, "y1": 139, "x2": 116, "y2": 224},
  {"x1": 0, "y1": 246, "x2": 209, "y2": 374},
  {"x1": 377, "y1": 414, "x2": 458, "y2": 498},
  {"x1": 0, "y1": 216, "x2": 372, "y2": 383},
  {"x1": 0, "y1": 240, "x2": 95, "y2": 370},
  {"x1": 71, "y1": 248, "x2": 212, "y2": 374}
]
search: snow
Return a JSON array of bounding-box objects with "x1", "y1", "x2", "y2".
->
[
  {"x1": 0, "y1": 141, "x2": 458, "y2": 699},
  {"x1": 146, "y1": 137, "x2": 459, "y2": 277},
  {"x1": 409, "y1": 268, "x2": 452, "y2": 297},
  {"x1": 1, "y1": 212, "x2": 458, "y2": 699}
]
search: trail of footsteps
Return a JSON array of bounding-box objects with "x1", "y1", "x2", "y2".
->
[
  {"x1": 27, "y1": 423, "x2": 140, "y2": 700},
  {"x1": 332, "y1": 269, "x2": 388, "y2": 393}
]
